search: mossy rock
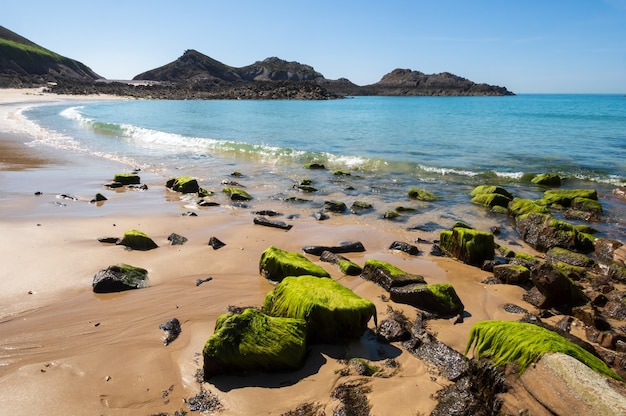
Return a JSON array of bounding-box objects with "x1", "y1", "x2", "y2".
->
[
  {"x1": 324, "y1": 200, "x2": 347, "y2": 213},
  {"x1": 333, "y1": 170, "x2": 351, "y2": 176},
  {"x1": 546, "y1": 247, "x2": 595, "y2": 268},
  {"x1": 407, "y1": 188, "x2": 439, "y2": 201},
  {"x1": 389, "y1": 283, "x2": 464, "y2": 318},
  {"x1": 383, "y1": 210, "x2": 400, "y2": 220},
  {"x1": 576, "y1": 232, "x2": 596, "y2": 253},
  {"x1": 92, "y1": 263, "x2": 149, "y2": 293},
  {"x1": 470, "y1": 185, "x2": 513, "y2": 200},
  {"x1": 263, "y1": 275, "x2": 376, "y2": 343},
  {"x1": 465, "y1": 320, "x2": 620, "y2": 380},
  {"x1": 166, "y1": 176, "x2": 200, "y2": 194},
  {"x1": 304, "y1": 162, "x2": 326, "y2": 169},
  {"x1": 118, "y1": 229, "x2": 158, "y2": 251},
  {"x1": 531, "y1": 173, "x2": 562, "y2": 187},
  {"x1": 361, "y1": 258, "x2": 425, "y2": 291},
  {"x1": 471, "y1": 193, "x2": 511, "y2": 209},
  {"x1": 537, "y1": 189, "x2": 598, "y2": 207},
  {"x1": 530, "y1": 262, "x2": 588, "y2": 308},
  {"x1": 259, "y1": 246, "x2": 330, "y2": 283},
  {"x1": 198, "y1": 187, "x2": 213, "y2": 197},
  {"x1": 493, "y1": 264, "x2": 531, "y2": 285},
  {"x1": 350, "y1": 201, "x2": 373, "y2": 214},
  {"x1": 320, "y1": 251, "x2": 362, "y2": 275},
  {"x1": 515, "y1": 213, "x2": 591, "y2": 253},
  {"x1": 202, "y1": 308, "x2": 307, "y2": 378},
  {"x1": 439, "y1": 227, "x2": 495, "y2": 266},
  {"x1": 571, "y1": 197, "x2": 602, "y2": 213},
  {"x1": 508, "y1": 198, "x2": 551, "y2": 217},
  {"x1": 113, "y1": 173, "x2": 141, "y2": 185},
  {"x1": 221, "y1": 187, "x2": 251, "y2": 201}
]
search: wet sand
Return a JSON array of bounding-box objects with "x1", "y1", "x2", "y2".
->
[{"x1": 0, "y1": 89, "x2": 544, "y2": 415}]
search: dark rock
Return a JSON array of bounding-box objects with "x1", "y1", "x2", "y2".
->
[
  {"x1": 404, "y1": 331, "x2": 468, "y2": 381},
  {"x1": 182, "y1": 211, "x2": 198, "y2": 216},
  {"x1": 430, "y1": 244, "x2": 446, "y2": 257},
  {"x1": 118, "y1": 229, "x2": 158, "y2": 251},
  {"x1": 377, "y1": 316, "x2": 411, "y2": 342},
  {"x1": 90, "y1": 193, "x2": 107, "y2": 203},
  {"x1": 531, "y1": 173, "x2": 562, "y2": 187},
  {"x1": 127, "y1": 183, "x2": 148, "y2": 191},
  {"x1": 503, "y1": 303, "x2": 529, "y2": 315},
  {"x1": 389, "y1": 241, "x2": 419, "y2": 255},
  {"x1": 515, "y1": 213, "x2": 592, "y2": 253},
  {"x1": 92, "y1": 264, "x2": 149, "y2": 293},
  {"x1": 324, "y1": 200, "x2": 347, "y2": 213},
  {"x1": 166, "y1": 176, "x2": 200, "y2": 194},
  {"x1": 97, "y1": 237, "x2": 119, "y2": 244},
  {"x1": 303, "y1": 162, "x2": 326, "y2": 169},
  {"x1": 104, "y1": 181, "x2": 124, "y2": 189},
  {"x1": 546, "y1": 247, "x2": 595, "y2": 268},
  {"x1": 302, "y1": 241, "x2": 365, "y2": 256},
  {"x1": 493, "y1": 264, "x2": 531, "y2": 285},
  {"x1": 522, "y1": 286, "x2": 547, "y2": 308},
  {"x1": 350, "y1": 201, "x2": 373, "y2": 214},
  {"x1": 389, "y1": 283, "x2": 464, "y2": 318},
  {"x1": 594, "y1": 238, "x2": 624, "y2": 264},
  {"x1": 198, "y1": 200, "x2": 219, "y2": 207},
  {"x1": 319, "y1": 251, "x2": 362, "y2": 275},
  {"x1": 113, "y1": 173, "x2": 140, "y2": 185},
  {"x1": 555, "y1": 316, "x2": 573, "y2": 333},
  {"x1": 167, "y1": 233, "x2": 188, "y2": 245},
  {"x1": 208, "y1": 236, "x2": 226, "y2": 250},
  {"x1": 195, "y1": 276, "x2": 213, "y2": 286},
  {"x1": 253, "y1": 216, "x2": 293, "y2": 230},
  {"x1": 605, "y1": 300, "x2": 626, "y2": 321},
  {"x1": 313, "y1": 211, "x2": 329, "y2": 221},
  {"x1": 531, "y1": 262, "x2": 588, "y2": 309},
  {"x1": 361, "y1": 258, "x2": 425, "y2": 291},
  {"x1": 252, "y1": 210, "x2": 282, "y2": 217},
  {"x1": 159, "y1": 318, "x2": 181, "y2": 345},
  {"x1": 564, "y1": 209, "x2": 601, "y2": 222},
  {"x1": 58, "y1": 193, "x2": 77, "y2": 201}
]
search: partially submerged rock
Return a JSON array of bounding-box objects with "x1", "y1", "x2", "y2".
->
[
  {"x1": 262, "y1": 275, "x2": 376, "y2": 343},
  {"x1": 166, "y1": 176, "x2": 200, "y2": 194},
  {"x1": 439, "y1": 226, "x2": 495, "y2": 266},
  {"x1": 202, "y1": 308, "x2": 307, "y2": 378},
  {"x1": 113, "y1": 173, "x2": 140, "y2": 185},
  {"x1": 361, "y1": 258, "x2": 425, "y2": 291},
  {"x1": 407, "y1": 188, "x2": 438, "y2": 201},
  {"x1": 470, "y1": 185, "x2": 513, "y2": 200},
  {"x1": 259, "y1": 246, "x2": 330, "y2": 282},
  {"x1": 222, "y1": 187, "x2": 252, "y2": 201},
  {"x1": 508, "y1": 198, "x2": 551, "y2": 217},
  {"x1": 92, "y1": 264, "x2": 149, "y2": 293},
  {"x1": 537, "y1": 189, "x2": 598, "y2": 208},
  {"x1": 118, "y1": 229, "x2": 158, "y2": 251},
  {"x1": 531, "y1": 173, "x2": 562, "y2": 187},
  {"x1": 470, "y1": 185, "x2": 513, "y2": 209},
  {"x1": 350, "y1": 200, "x2": 373, "y2": 214},
  {"x1": 465, "y1": 320, "x2": 620, "y2": 380},
  {"x1": 389, "y1": 283, "x2": 464, "y2": 318},
  {"x1": 324, "y1": 200, "x2": 347, "y2": 213}
]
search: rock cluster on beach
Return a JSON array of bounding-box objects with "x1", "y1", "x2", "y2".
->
[{"x1": 9, "y1": 160, "x2": 626, "y2": 414}]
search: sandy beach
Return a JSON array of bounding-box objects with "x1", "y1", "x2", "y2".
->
[{"x1": 0, "y1": 89, "x2": 619, "y2": 415}]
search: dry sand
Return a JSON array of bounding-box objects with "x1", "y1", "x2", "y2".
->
[{"x1": 0, "y1": 89, "x2": 550, "y2": 415}]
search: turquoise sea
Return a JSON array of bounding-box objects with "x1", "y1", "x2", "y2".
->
[{"x1": 23, "y1": 94, "x2": 626, "y2": 240}]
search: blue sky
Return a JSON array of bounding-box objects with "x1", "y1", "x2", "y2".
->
[{"x1": 3, "y1": 0, "x2": 626, "y2": 93}]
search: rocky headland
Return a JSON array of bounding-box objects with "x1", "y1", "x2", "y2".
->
[{"x1": 1, "y1": 25, "x2": 514, "y2": 98}]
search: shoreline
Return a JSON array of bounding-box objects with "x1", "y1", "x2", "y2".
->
[{"x1": 0, "y1": 89, "x2": 623, "y2": 415}]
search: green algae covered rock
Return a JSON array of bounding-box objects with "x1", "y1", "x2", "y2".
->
[
  {"x1": 361, "y1": 258, "x2": 426, "y2": 291},
  {"x1": 571, "y1": 197, "x2": 603, "y2": 213},
  {"x1": 439, "y1": 227, "x2": 495, "y2": 266},
  {"x1": 92, "y1": 263, "x2": 149, "y2": 293},
  {"x1": 537, "y1": 189, "x2": 598, "y2": 208},
  {"x1": 471, "y1": 193, "x2": 511, "y2": 209},
  {"x1": 493, "y1": 264, "x2": 531, "y2": 285},
  {"x1": 319, "y1": 251, "x2": 362, "y2": 276},
  {"x1": 166, "y1": 176, "x2": 200, "y2": 194},
  {"x1": 113, "y1": 173, "x2": 141, "y2": 185},
  {"x1": 465, "y1": 320, "x2": 621, "y2": 380},
  {"x1": 118, "y1": 229, "x2": 158, "y2": 251},
  {"x1": 546, "y1": 247, "x2": 595, "y2": 268},
  {"x1": 260, "y1": 246, "x2": 330, "y2": 282},
  {"x1": 408, "y1": 188, "x2": 439, "y2": 201},
  {"x1": 389, "y1": 283, "x2": 464, "y2": 317},
  {"x1": 531, "y1": 173, "x2": 562, "y2": 187},
  {"x1": 263, "y1": 275, "x2": 376, "y2": 343},
  {"x1": 508, "y1": 198, "x2": 551, "y2": 217},
  {"x1": 203, "y1": 308, "x2": 307, "y2": 378},
  {"x1": 470, "y1": 185, "x2": 513, "y2": 200},
  {"x1": 515, "y1": 213, "x2": 593, "y2": 253},
  {"x1": 222, "y1": 187, "x2": 252, "y2": 201}
]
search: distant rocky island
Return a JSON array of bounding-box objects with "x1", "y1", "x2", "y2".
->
[{"x1": 0, "y1": 25, "x2": 514, "y2": 99}]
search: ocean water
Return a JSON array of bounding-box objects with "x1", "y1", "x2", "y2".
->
[{"x1": 22, "y1": 94, "x2": 626, "y2": 240}]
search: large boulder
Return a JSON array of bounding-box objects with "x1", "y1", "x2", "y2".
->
[
  {"x1": 515, "y1": 213, "x2": 592, "y2": 253},
  {"x1": 259, "y1": 246, "x2": 330, "y2": 282},
  {"x1": 529, "y1": 262, "x2": 588, "y2": 309},
  {"x1": 92, "y1": 264, "x2": 149, "y2": 293},
  {"x1": 166, "y1": 176, "x2": 200, "y2": 194},
  {"x1": 360, "y1": 258, "x2": 425, "y2": 291},
  {"x1": 202, "y1": 308, "x2": 307, "y2": 378},
  {"x1": 118, "y1": 229, "x2": 158, "y2": 251},
  {"x1": 470, "y1": 185, "x2": 512, "y2": 209},
  {"x1": 113, "y1": 173, "x2": 141, "y2": 185},
  {"x1": 537, "y1": 189, "x2": 598, "y2": 208},
  {"x1": 389, "y1": 283, "x2": 464, "y2": 318},
  {"x1": 465, "y1": 320, "x2": 620, "y2": 380},
  {"x1": 439, "y1": 227, "x2": 495, "y2": 266},
  {"x1": 263, "y1": 275, "x2": 376, "y2": 343},
  {"x1": 508, "y1": 198, "x2": 551, "y2": 217}
]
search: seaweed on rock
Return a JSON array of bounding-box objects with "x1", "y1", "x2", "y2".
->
[
  {"x1": 260, "y1": 246, "x2": 330, "y2": 282},
  {"x1": 464, "y1": 320, "x2": 621, "y2": 380},
  {"x1": 202, "y1": 308, "x2": 307, "y2": 378},
  {"x1": 263, "y1": 275, "x2": 377, "y2": 343}
]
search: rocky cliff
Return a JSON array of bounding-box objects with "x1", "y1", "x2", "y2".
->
[{"x1": 0, "y1": 25, "x2": 101, "y2": 87}]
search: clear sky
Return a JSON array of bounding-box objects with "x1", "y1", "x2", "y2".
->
[{"x1": 3, "y1": 0, "x2": 626, "y2": 93}]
